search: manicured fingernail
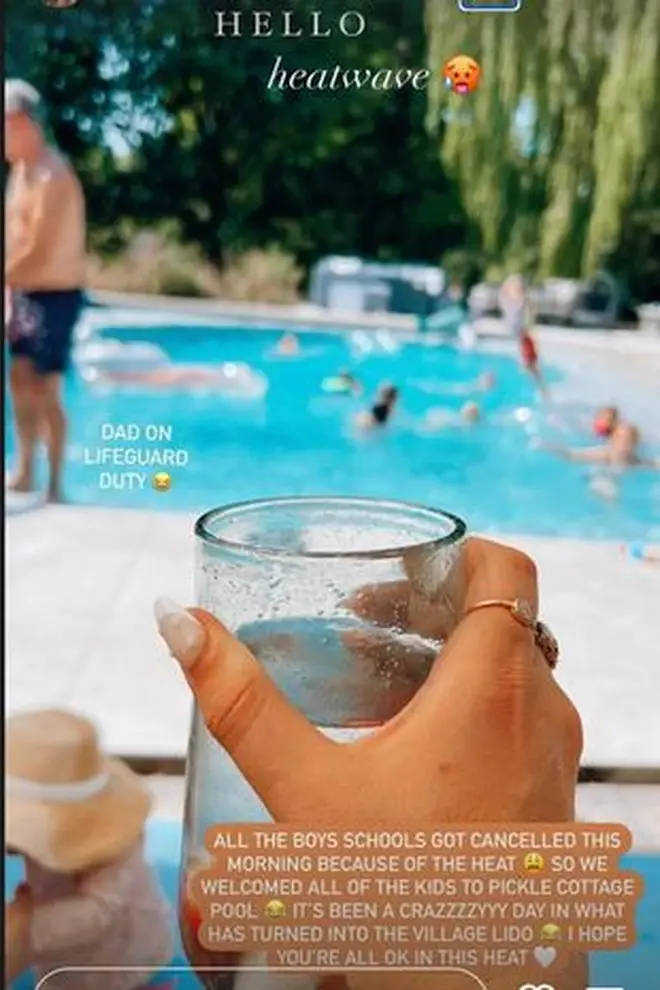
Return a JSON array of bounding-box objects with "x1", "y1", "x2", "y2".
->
[{"x1": 154, "y1": 597, "x2": 204, "y2": 667}]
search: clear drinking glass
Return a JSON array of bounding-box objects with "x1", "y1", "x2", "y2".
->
[{"x1": 180, "y1": 496, "x2": 466, "y2": 989}]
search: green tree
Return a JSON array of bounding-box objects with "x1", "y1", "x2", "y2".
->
[
  {"x1": 6, "y1": 0, "x2": 470, "y2": 274},
  {"x1": 426, "y1": 0, "x2": 660, "y2": 300}
]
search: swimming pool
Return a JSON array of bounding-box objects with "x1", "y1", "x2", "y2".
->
[{"x1": 4, "y1": 320, "x2": 659, "y2": 540}]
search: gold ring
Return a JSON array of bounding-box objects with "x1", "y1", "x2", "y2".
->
[{"x1": 464, "y1": 598, "x2": 559, "y2": 669}]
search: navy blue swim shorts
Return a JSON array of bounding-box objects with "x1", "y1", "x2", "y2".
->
[{"x1": 7, "y1": 289, "x2": 84, "y2": 375}]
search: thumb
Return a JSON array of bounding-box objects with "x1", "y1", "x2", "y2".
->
[{"x1": 155, "y1": 598, "x2": 334, "y2": 818}]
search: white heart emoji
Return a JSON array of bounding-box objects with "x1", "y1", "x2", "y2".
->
[{"x1": 533, "y1": 945, "x2": 557, "y2": 968}]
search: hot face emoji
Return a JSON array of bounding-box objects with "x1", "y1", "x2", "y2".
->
[{"x1": 443, "y1": 55, "x2": 481, "y2": 95}]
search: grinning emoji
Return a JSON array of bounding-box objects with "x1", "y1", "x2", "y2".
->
[
  {"x1": 265, "y1": 899, "x2": 286, "y2": 919},
  {"x1": 523, "y1": 852, "x2": 545, "y2": 873},
  {"x1": 443, "y1": 55, "x2": 481, "y2": 95},
  {"x1": 539, "y1": 923, "x2": 562, "y2": 941}
]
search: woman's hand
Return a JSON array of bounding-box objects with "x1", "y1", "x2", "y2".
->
[{"x1": 156, "y1": 537, "x2": 584, "y2": 987}]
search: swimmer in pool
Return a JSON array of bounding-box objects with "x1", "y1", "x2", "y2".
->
[
  {"x1": 461, "y1": 400, "x2": 481, "y2": 424},
  {"x1": 275, "y1": 332, "x2": 300, "y2": 357},
  {"x1": 85, "y1": 363, "x2": 266, "y2": 396},
  {"x1": 86, "y1": 365, "x2": 229, "y2": 387},
  {"x1": 476, "y1": 371, "x2": 496, "y2": 392},
  {"x1": 323, "y1": 369, "x2": 362, "y2": 396},
  {"x1": 417, "y1": 370, "x2": 496, "y2": 397},
  {"x1": 423, "y1": 401, "x2": 481, "y2": 432},
  {"x1": 544, "y1": 422, "x2": 659, "y2": 469},
  {"x1": 593, "y1": 405, "x2": 620, "y2": 438},
  {"x1": 355, "y1": 384, "x2": 399, "y2": 430}
]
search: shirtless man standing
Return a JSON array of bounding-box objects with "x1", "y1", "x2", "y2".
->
[{"x1": 5, "y1": 80, "x2": 86, "y2": 502}]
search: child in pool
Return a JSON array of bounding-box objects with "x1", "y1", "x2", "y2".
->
[
  {"x1": 275, "y1": 332, "x2": 300, "y2": 356},
  {"x1": 546, "y1": 422, "x2": 659, "y2": 469},
  {"x1": 354, "y1": 384, "x2": 399, "y2": 430},
  {"x1": 423, "y1": 401, "x2": 481, "y2": 431},
  {"x1": 322, "y1": 368, "x2": 362, "y2": 396},
  {"x1": 593, "y1": 405, "x2": 620, "y2": 438}
]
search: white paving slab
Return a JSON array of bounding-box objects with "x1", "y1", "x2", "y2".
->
[
  {"x1": 6, "y1": 504, "x2": 660, "y2": 765},
  {"x1": 145, "y1": 774, "x2": 660, "y2": 850}
]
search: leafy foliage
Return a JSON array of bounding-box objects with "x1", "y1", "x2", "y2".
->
[
  {"x1": 427, "y1": 0, "x2": 660, "y2": 300},
  {"x1": 5, "y1": 0, "x2": 659, "y2": 301},
  {"x1": 5, "y1": 0, "x2": 468, "y2": 277}
]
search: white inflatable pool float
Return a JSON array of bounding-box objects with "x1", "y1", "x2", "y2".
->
[
  {"x1": 374, "y1": 329, "x2": 401, "y2": 353},
  {"x1": 212, "y1": 362, "x2": 268, "y2": 399},
  {"x1": 349, "y1": 330, "x2": 372, "y2": 355},
  {"x1": 349, "y1": 329, "x2": 401, "y2": 356},
  {"x1": 458, "y1": 322, "x2": 477, "y2": 350},
  {"x1": 74, "y1": 339, "x2": 169, "y2": 372}
]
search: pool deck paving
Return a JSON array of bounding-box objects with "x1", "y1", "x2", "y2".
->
[
  {"x1": 144, "y1": 776, "x2": 660, "y2": 852},
  {"x1": 7, "y1": 503, "x2": 660, "y2": 769}
]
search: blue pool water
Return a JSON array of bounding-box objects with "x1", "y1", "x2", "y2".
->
[
  {"x1": 4, "y1": 321, "x2": 659, "y2": 539},
  {"x1": 6, "y1": 821, "x2": 660, "y2": 990}
]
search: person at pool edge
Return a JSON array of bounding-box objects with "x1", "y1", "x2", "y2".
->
[
  {"x1": 355, "y1": 383, "x2": 399, "y2": 430},
  {"x1": 154, "y1": 536, "x2": 586, "y2": 990},
  {"x1": 499, "y1": 274, "x2": 549, "y2": 397},
  {"x1": 5, "y1": 80, "x2": 87, "y2": 503}
]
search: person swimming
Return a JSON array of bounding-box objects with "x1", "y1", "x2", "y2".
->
[
  {"x1": 85, "y1": 361, "x2": 268, "y2": 397},
  {"x1": 275, "y1": 332, "x2": 300, "y2": 356},
  {"x1": 355, "y1": 384, "x2": 399, "y2": 430},
  {"x1": 461, "y1": 401, "x2": 481, "y2": 424},
  {"x1": 593, "y1": 405, "x2": 620, "y2": 438},
  {"x1": 475, "y1": 371, "x2": 496, "y2": 392},
  {"x1": 322, "y1": 369, "x2": 362, "y2": 396},
  {"x1": 544, "y1": 422, "x2": 659, "y2": 469},
  {"x1": 423, "y1": 401, "x2": 481, "y2": 431},
  {"x1": 416, "y1": 370, "x2": 496, "y2": 397}
]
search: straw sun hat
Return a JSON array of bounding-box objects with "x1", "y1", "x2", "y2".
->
[{"x1": 6, "y1": 710, "x2": 152, "y2": 872}]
